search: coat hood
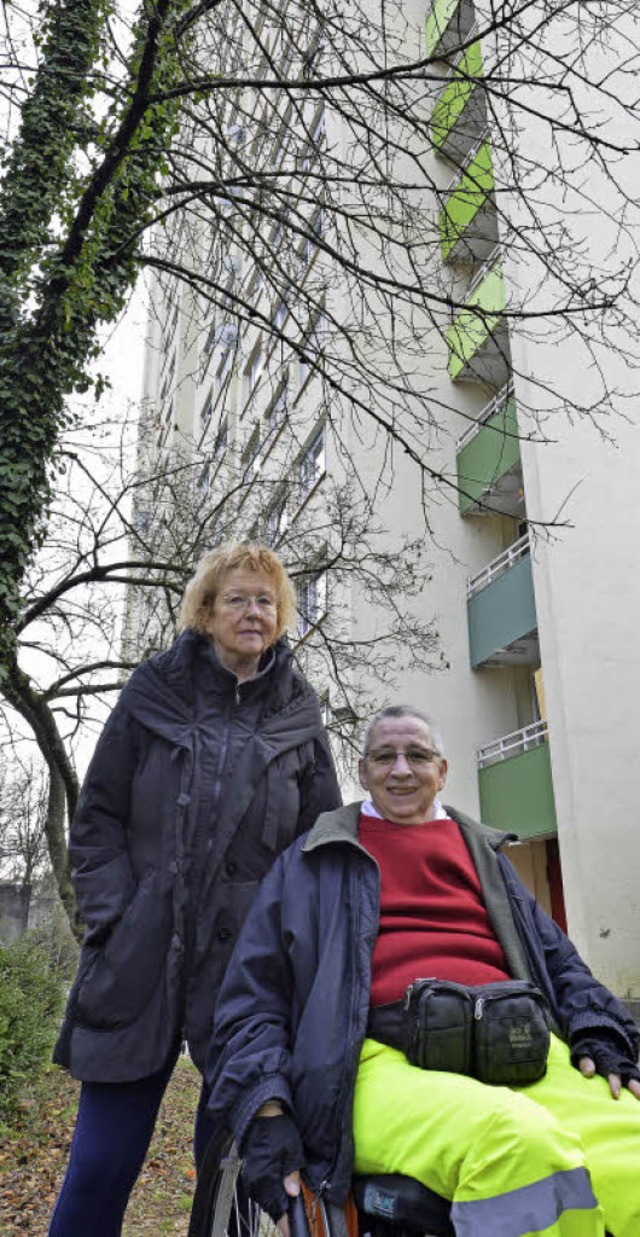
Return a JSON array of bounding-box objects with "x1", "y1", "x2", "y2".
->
[{"x1": 120, "y1": 630, "x2": 321, "y2": 753}]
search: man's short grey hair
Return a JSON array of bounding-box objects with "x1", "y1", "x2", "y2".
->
[{"x1": 362, "y1": 705, "x2": 445, "y2": 758}]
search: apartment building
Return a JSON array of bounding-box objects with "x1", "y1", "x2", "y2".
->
[{"x1": 137, "y1": 0, "x2": 640, "y2": 999}]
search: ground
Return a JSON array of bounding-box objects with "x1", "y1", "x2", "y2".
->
[{"x1": 0, "y1": 1056, "x2": 200, "y2": 1234}]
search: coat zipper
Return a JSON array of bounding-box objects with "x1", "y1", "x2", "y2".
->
[
  {"x1": 323, "y1": 855, "x2": 379, "y2": 1196},
  {"x1": 211, "y1": 691, "x2": 236, "y2": 815}
]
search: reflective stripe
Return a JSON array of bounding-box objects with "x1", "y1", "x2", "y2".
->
[{"x1": 451, "y1": 1166, "x2": 599, "y2": 1237}]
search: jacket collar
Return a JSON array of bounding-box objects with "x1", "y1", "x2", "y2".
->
[
  {"x1": 302, "y1": 801, "x2": 363, "y2": 852},
  {"x1": 200, "y1": 635, "x2": 276, "y2": 687},
  {"x1": 302, "y1": 800, "x2": 514, "y2": 853},
  {"x1": 119, "y1": 630, "x2": 317, "y2": 750}
]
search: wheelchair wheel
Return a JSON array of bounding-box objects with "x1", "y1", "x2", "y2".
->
[{"x1": 188, "y1": 1132, "x2": 319, "y2": 1237}]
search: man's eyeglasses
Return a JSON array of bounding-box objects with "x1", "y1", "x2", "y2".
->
[
  {"x1": 367, "y1": 748, "x2": 441, "y2": 768},
  {"x1": 219, "y1": 593, "x2": 277, "y2": 613}
]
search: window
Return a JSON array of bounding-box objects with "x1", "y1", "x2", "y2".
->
[
  {"x1": 205, "y1": 321, "x2": 237, "y2": 385},
  {"x1": 298, "y1": 425, "x2": 325, "y2": 500},
  {"x1": 217, "y1": 353, "x2": 233, "y2": 386},
  {"x1": 159, "y1": 350, "x2": 176, "y2": 405},
  {"x1": 162, "y1": 393, "x2": 175, "y2": 428},
  {"x1": 212, "y1": 417, "x2": 228, "y2": 465},
  {"x1": 303, "y1": 39, "x2": 325, "y2": 79},
  {"x1": 134, "y1": 508, "x2": 151, "y2": 535},
  {"x1": 197, "y1": 462, "x2": 211, "y2": 497},
  {"x1": 242, "y1": 425, "x2": 261, "y2": 478},
  {"x1": 298, "y1": 109, "x2": 326, "y2": 174},
  {"x1": 298, "y1": 569, "x2": 327, "y2": 635},
  {"x1": 227, "y1": 121, "x2": 247, "y2": 146},
  {"x1": 218, "y1": 321, "x2": 238, "y2": 353},
  {"x1": 268, "y1": 208, "x2": 289, "y2": 255},
  {"x1": 266, "y1": 494, "x2": 287, "y2": 546},
  {"x1": 266, "y1": 382, "x2": 288, "y2": 435},
  {"x1": 161, "y1": 292, "x2": 180, "y2": 356},
  {"x1": 272, "y1": 108, "x2": 293, "y2": 168},
  {"x1": 201, "y1": 323, "x2": 216, "y2": 376},
  {"x1": 311, "y1": 110, "x2": 326, "y2": 146},
  {"x1": 217, "y1": 345, "x2": 234, "y2": 387},
  {"x1": 248, "y1": 269, "x2": 264, "y2": 305},
  {"x1": 218, "y1": 185, "x2": 244, "y2": 213},
  {"x1": 301, "y1": 210, "x2": 324, "y2": 268},
  {"x1": 273, "y1": 299, "x2": 288, "y2": 331},
  {"x1": 222, "y1": 253, "x2": 242, "y2": 281},
  {"x1": 245, "y1": 344, "x2": 263, "y2": 402},
  {"x1": 200, "y1": 390, "x2": 213, "y2": 428},
  {"x1": 299, "y1": 312, "x2": 327, "y2": 388},
  {"x1": 279, "y1": 37, "x2": 296, "y2": 80}
]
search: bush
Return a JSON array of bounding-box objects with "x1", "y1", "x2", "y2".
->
[{"x1": 0, "y1": 933, "x2": 65, "y2": 1122}]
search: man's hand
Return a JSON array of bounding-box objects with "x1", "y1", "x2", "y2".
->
[
  {"x1": 278, "y1": 1169, "x2": 302, "y2": 1237},
  {"x1": 578, "y1": 1055, "x2": 640, "y2": 1100},
  {"x1": 241, "y1": 1111, "x2": 304, "y2": 1234},
  {"x1": 572, "y1": 1032, "x2": 640, "y2": 1100}
]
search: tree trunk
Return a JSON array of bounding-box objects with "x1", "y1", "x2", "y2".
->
[{"x1": 4, "y1": 659, "x2": 81, "y2": 938}]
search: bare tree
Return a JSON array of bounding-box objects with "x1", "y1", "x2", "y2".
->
[
  {"x1": 0, "y1": 401, "x2": 443, "y2": 928},
  {"x1": 3, "y1": 0, "x2": 640, "y2": 930},
  {"x1": 2, "y1": 0, "x2": 640, "y2": 664},
  {"x1": 0, "y1": 757, "x2": 48, "y2": 894}
]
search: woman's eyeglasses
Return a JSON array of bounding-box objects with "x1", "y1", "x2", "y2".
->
[{"x1": 219, "y1": 594, "x2": 277, "y2": 613}]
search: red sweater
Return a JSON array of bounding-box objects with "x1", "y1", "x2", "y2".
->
[{"x1": 359, "y1": 814, "x2": 510, "y2": 1006}]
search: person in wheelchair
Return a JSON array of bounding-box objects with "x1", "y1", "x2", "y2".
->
[{"x1": 205, "y1": 705, "x2": 640, "y2": 1237}]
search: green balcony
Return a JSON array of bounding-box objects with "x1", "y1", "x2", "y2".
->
[
  {"x1": 457, "y1": 384, "x2": 522, "y2": 515},
  {"x1": 467, "y1": 534, "x2": 537, "y2": 667},
  {"x1": 439, "y1": 136, "x2": 497, "y2": 264},
  {"x1": 478, "y1": 723, "x2": 557, "y2": 840},
  {"x1": 431, "y1": 40, "x2": 486, "y2": 160},
  {"x1": 448, "y1": 254, "x2": 510, "y2": 385},
  {"x1": 426, "y1": 0, "x2": 476, "y2": 58}
]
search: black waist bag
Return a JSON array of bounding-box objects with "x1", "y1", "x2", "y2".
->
[{"x1": 405, "y1": 978, "x2": 551, "y2": 1086}]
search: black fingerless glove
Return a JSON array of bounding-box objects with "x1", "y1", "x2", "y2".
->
[
  {"x1": 571, "y1": 1029, "x2": 640, "y2": 1087},
  {"x1": 241, "y1": 1114, "x2": 304, "y2": 1222}
]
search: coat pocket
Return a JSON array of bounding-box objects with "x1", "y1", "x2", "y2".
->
[{"x1": 75, "y1": 869, "x2": 173, "y2": 1029}]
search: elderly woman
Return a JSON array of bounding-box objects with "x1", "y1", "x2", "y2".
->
[{"x1": 49, "y1": 542, "x2": 341, "y2": 1237}]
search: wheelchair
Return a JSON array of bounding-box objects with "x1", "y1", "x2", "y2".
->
[{"x1": 188, "y1": 1131, "x2": 454, "y2": 1237}]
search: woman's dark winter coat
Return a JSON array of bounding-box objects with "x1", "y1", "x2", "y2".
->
[
  {"x1": 54, "y1": 629, "x2": 341, "y2": 1082},
  {"x1": 206, "y1": 802, "x2": 640, "y2": 1204}
]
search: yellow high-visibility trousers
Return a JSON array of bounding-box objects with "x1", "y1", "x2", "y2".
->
[{"x1": 352, "y1": 1034, "x2": 640, "y2": 1236}]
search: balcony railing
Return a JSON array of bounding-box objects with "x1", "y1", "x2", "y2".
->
[
  {"x1": 477, "y1": 719, "x2": 549, "y2": 770},
  {"x1": 467, "y1": 531, "x2": 529, "y2": 599},
  {"x1": 457, "y1": 380, "x2": 513, "y2": 452},
  {"x1": 456, "y1": 381, "x2": 522, "y2": 518},
  {"x1": 465, "y1": 244, "x2": 501, "y2": 300},
  {"x1": 439, "y1": 134, "x2": 496, "y2": 263},
  {"x1": 477, "y1": 723, "x2": 557, "y2": 837},
  {"x1": 448, "y1": 251, "x2": 509, "y2": 384},
  {"x1": 431, "y1": 25, "x2": 479, "y2": 106},
  {"x1": 431, "y1": 33, "x2": 484, "y2": 156},
  {"x1": 443, "y1": 128, "x2": 491, "y2": 196},
  {"x1": 425, "y1": 0, "x2": 476, "y2": 58}
]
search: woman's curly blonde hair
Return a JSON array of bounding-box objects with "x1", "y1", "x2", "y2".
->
[{"x1": 178, "y1": 542, "x2": 297, "y2": 640}]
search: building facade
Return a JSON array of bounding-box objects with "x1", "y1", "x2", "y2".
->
[{"x1": 135, "y1": 0, "x2": 640, "y2": 999}]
